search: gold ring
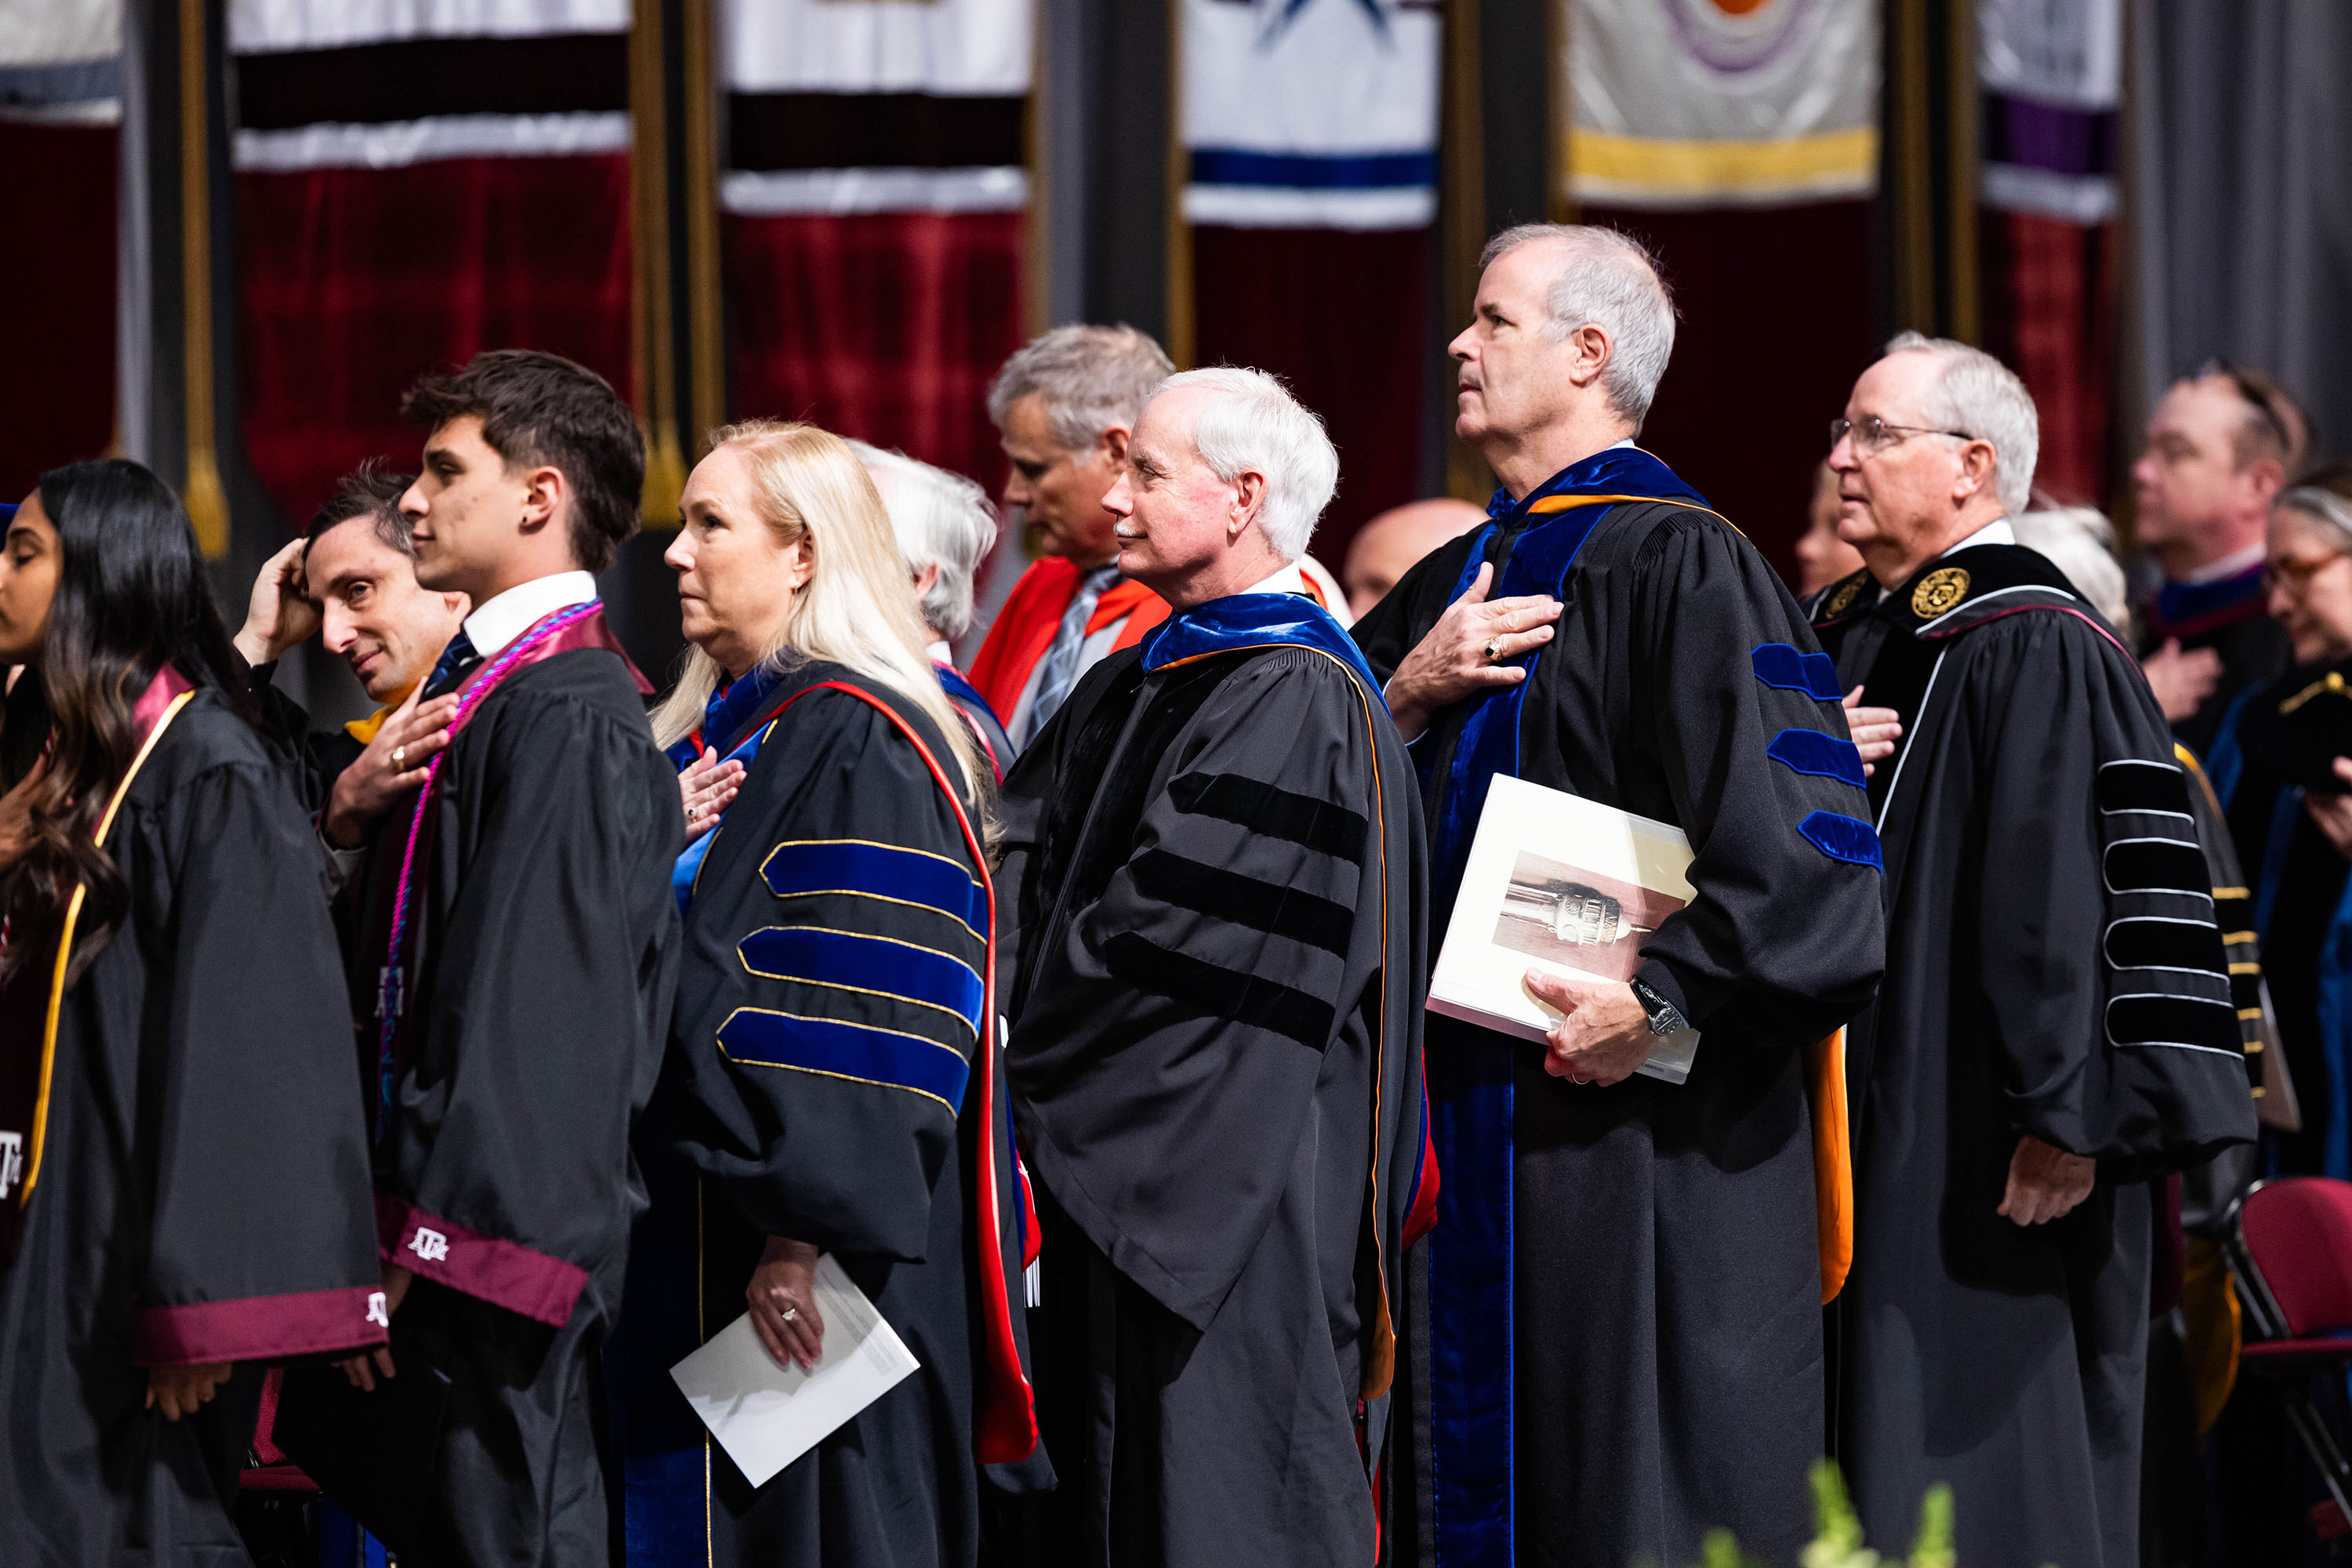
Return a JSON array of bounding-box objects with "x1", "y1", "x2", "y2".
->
[
  {"x1": 393, "y1": 745, "x2": 405, "y2": 768},
  {"x1": 1483, "y1": 638, "x2": 1501, "y2": 663}
]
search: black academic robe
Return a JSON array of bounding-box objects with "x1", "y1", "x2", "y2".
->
[
  {"x1": 2136, "y1": 567, "x2": 2292, "y2": 757},
  {"x1": 1809, "y1": 547, "x2": 2258, "y2": 1568},
  {"x1": 614, "y1": 658, "x2": 1040, "y2": 1566},
  {"x1": 323, "y1": 627, "x2": 682, "y2": 1564},
  {"x1": 246, "y1": 658, "x2": 366, "y2": 815},
  {"x1": 996, "y1": 591, "x2": 1428, "y2": 1568},
  {"x1": 0, "y1": 687, "x2": 386, "y2": 1563},
  {"x1": 1351, "y1": 447, "x2": 1887, "y2": 1568}
]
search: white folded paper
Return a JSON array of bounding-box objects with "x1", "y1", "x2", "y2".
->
[
  {"x1": 669, "y1": 1253, "x2": 920, "y2": 1487},
  {"x1": 1429, "y1": 774, "x2": 1702, "y2": 1084}
]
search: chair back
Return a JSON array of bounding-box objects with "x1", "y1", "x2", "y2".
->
[{"x1": 2237, "y1": 1178, "x2": 2352, "y2": 1338}]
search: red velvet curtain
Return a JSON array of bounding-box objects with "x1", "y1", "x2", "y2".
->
[
  {"x1": 1579, "y1": 201, "x2": 1878, "y2": 579},
  {"x1": 1980, "y1": 211, "x2": 2118, "y2": 506},
  {"x1": 235, "y1": 154, "x2": 633, "y2": 526},
  {"x1": 724, "y1": 209, "x2": 1025, "y2": 493},
  {"x1": 1191, "y1": 224, "x2": 1428, "y2": 574},
  {"x1": 1, "y1": 122, "x2": 117, "y2": 499}
]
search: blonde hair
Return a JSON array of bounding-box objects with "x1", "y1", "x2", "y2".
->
[{"x1": 651, "y1": 421, "x2": 989, "y2": 801}]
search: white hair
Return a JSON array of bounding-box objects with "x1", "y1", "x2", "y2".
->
[
  {"x1": 1147, "y1": 366, "x2": 1338, "y2": 562},
  {"x1": 2013, "y1": 506, "x2": 2128, "y2": 633},
  {"x1": 846, "y1": 440, "x2": 999, "y2": 641},
  {"x1": 1481, "y1": 223, "x2": 1677, "y2": 430},
  {"x1": 1883, "y1": 331, "x2": 2040, "y2": 519},
  {"x1": 985, "y1": 323, "x2": 1174, "y2": 452}
]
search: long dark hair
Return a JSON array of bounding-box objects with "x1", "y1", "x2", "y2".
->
[{"x1": 2, "y1": 459, "x2": 254, "y2": 982}]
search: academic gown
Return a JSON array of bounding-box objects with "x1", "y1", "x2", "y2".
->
[
  {"x1": 314, "y1": 612, "x2": 682, "y2": 1565},
  {"x1": 1808, "y1": 547, "x2": 2258, "y2": 1568},
  {"x1": 1349, "y1": 446, "x2": 1887, "y2": 1568},
  {"x1": 0, "y1": 683, "x2": 387, "y2": 1564},
  {"x1": 996, "y1": 592, "x2": 1429, "y2": 1568},
  {"x1": 613, "y1": 658, "x2": 1040, "y2": 1566},
  {"x1": 2136, "y1": 564, "x2": 2292, "y2": 757}
]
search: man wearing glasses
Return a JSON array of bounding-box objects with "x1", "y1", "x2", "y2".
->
[
  {"x1": 2132, "y1": 362, "x2": 2307, "y2": 753},
  {"x1": 1811, "y1": 335, "x2": 2257, "y2": 1568}
]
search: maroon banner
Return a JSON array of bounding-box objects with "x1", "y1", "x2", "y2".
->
[
  {"x1": 235, "y1": 153, "x2": 634, "y2": 528},
  {"x1": 0, "y1": 122, "x2": 116, "y2": 500},
  {"x1": 724, "y1": 209, "x2": 1024, "y2": 495},
  {"x1": 1192, "y1": 224, "x2": 1428, "y2": 575},
  {"x1": 1980, "y1": 209, "x2": 2118, "y2": 507}
]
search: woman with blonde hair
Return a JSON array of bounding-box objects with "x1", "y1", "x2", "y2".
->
[{"x1": 613, "y1": 423, "x2": 1040, "y2": 1565}]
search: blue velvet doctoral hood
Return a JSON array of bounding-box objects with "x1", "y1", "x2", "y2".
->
[{"x1": 1138, "y1": 586, "x2": 1386, "y2": 700}]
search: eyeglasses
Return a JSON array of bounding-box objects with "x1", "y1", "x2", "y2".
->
[
  {"x1": 2263, "y1": 550, "x2": 2348, "y2": 595},
  {"x1": 1829, "y1": 414, "x2": 1976, "y2": 456},
  {"x1": 2194, "y1": 357, "x2": 2295, "y2": 459}
]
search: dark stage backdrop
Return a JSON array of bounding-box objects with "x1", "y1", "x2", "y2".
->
[
  {"x1": 1580, "y1": 201, "x2": 1878, "y2": 577},
  {"x1": 1, "y1": 121, "x2": 117, "y2": 501},
  {"x1": 1192, "y1": 225, "x2": 1429, "y2": 575},
  {"x1": 725, "y1": 209, "x2": 1025, "y2": 494}
]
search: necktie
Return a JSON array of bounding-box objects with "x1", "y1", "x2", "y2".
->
[
  {"x1": 1018, "y1": 568, "x2": 1117, "y2": 747},
  {"x1": 424, "y1": 629, "x2": 479, "y2": 697}
]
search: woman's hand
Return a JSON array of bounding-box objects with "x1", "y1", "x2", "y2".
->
[
  {"x1": 681, "y1": 747, "x2": 745, "y2": 843},
  {"x1": 2307, "y1": 758, "x2": 2352, "y2": 858},
  {"x1": 746, "y1": 1236, "x2": 826, "y2": 1370},
  {"x1": 146, "y1": 1362, "x2": 233, "y2": 1421}
]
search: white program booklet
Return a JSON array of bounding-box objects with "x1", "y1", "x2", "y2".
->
[
  {"x1": 1429, "y1": 773, "x2": 1702, "y2": 1084},
  {"x1": 669, "y1": 1253, "x2": 920, "y2": 1487}
]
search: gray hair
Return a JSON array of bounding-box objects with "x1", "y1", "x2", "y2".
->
[
  {"x1": 847, "y1": 440, "x2": 1000, "y2": 641},
  {"x1": 2277, "y1": 481, "x2": 2352, "y2": 551},
  {"x1": 985, "y1": 324, "x2": 1174, "y2": 453},
  {"x1": 2013, "y1": 506, "x2": 2128, "y2": 633},
  {"x1": 1882, "y1": 331, "x2": 2040, "y2": 518},
  {"x1": 1147, "y1": 366, "x2": 1338, "y2": 562},
  {"x1": 1480, "y1": 223, "x2": 1677, "y2": 430}
]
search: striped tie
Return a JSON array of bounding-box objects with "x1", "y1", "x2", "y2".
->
[
  {"x1": 1017, "y1": 567, "x2": 1117, "y2": 747},
  {"x1": 423, "y1": 629, "x2": 478, "y2": 697}
]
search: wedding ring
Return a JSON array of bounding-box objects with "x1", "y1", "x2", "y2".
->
[
  {"x1": 393, "y1": 745, "x2": 406, "y2": 768},
  {"x1": 780, "y1": 1305, "x2": 799, "y2": 1323}
]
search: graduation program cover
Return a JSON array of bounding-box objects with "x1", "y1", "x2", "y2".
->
[{"x1": 1431, "y1": 774, "x2": 1701, "y2": 1083}]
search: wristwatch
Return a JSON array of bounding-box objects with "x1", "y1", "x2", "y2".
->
[{"x1": 1629, "y1": 977, "x2": 1687, "y2": 1038}]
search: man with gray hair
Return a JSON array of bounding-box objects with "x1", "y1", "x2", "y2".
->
[
  {"x1": 848, "y1": 439, "x2": 1018, "y2": 773},
  {"x1": 1812, "y1": 335, "x2": 2255, "y2": 1567},
  {"x1": 1352, "y1": 224, "x2": 1889, "y2": 1568},
  {"x1": 998, "y1": 366, "x2": 1430, "y2": 1567},
  {"x1": 968, "y1": 323, "x2": 1176, "y2": 746}
]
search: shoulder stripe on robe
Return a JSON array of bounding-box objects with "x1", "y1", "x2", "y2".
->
[
  {"x1": 1168, "y1": 769, "x2": 1368, "y2": 862},
  {"x1": 1100, "y1": 930, "x2": 1337, "y2": 1052},
  {"x1": 717, "y1": 1006, "x2": 971, "y2": 1111},
  {"x1": 1128, "y1": 848, "x2": 1356, "y2": 956},
  {"x1": 759, "y1": 837, "x2": 989, "y2": 939},
  {"x1": 737, "y1": 926, "x2": 985, "y2": 1036}
]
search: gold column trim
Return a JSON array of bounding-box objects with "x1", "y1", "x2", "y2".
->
[
  {"x1": 1163, "y1": 0, "x2": 1194, "y2": 368},
  {"x1": 681, "y1": 0, "x2": 725, "y2": 450},
  {"x1": 1944, "y1": 0, "x2": 1980, "y2": 344},
  {"x1": 630, "y1": 0, "x2": 686, "y2": 526},
  {"x1": 1442, "y1": 0, "x2": 1490, "y2": 503},
  {"x1": 177, "y1": 0, "x2": 228, "y2": 558},
  {"x1": 1889, "y1": 0, "x2": 1934, "y2": 334}
]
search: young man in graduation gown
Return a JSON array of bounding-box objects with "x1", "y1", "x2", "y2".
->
[
  {"x1": 312, "y1": 351, "x2": 684, "y2": 1563},
  {"x1": 0, "y1": 464, "x2": 388, "y2": 1563},
  {"x1": 232, "y1": 461, "x2": 469, "y2": 887},
  {"x1": 1811, "y1": 336, "x2": 2259, "y2": 1568},
  {"x1": 969, "y1": 325, "x2": 1177, "y2": 746},
  {"x1": 997, "y1": 367, "x2": 1429, "y2": 1568},
  {"x1": 1351, "y1": 226, "x2": 1888, "y2": 1568}
]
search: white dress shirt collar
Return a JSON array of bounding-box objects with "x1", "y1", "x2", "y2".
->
[
  {"x1": 1239, "y1": 562, "x2": 1308, "y2": 597},
  {"x1": 2183, "y1": 540, "x2": 2267, "y2": 586},
  {"x1": 462, "y1": 570, "x2": 598, "y2": 660},
  {"x1": 1940, "y1": 517, "x2": 2016, "y2": 557}
]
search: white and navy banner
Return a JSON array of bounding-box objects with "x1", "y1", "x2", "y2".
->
[
  {"x1": 1568, "y1": 0, "x2": 1878, "y2": 209},
  {"x1": 720, "y1": 0, "x2": 1030, "y2": 218},
  {"x1": 1181, "y1": 0, "x2": 1440, "y2": 232},
  {"x1": 227, "y1": 0, "x2": 631, "y2": 171},
  {"x1": 1976, "y1": 0, "x2": 2119, "y2": 225},
  {"x1": 0, "y1": 0, "x2": 119, "y2": 122}
]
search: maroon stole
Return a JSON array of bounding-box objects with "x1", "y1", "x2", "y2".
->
[
  {"x1": 363, "y1": 601, "x2": 648, "y2": 1140},
  {"x1": 0, "y1": 666, "x2": 195, "y2": 1266}
]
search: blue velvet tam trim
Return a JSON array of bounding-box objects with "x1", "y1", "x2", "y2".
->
[
  {"x1": 759, "y1": 839, "x2": 988, "y2": 937},
  {"x1": 1139, "y1": 589, "x2": 1386, "y2": 699},
  {"x1": 737, "y1": 925, "x2": 985, "y2": 1035},
  {"x1": 1767, "y1": 728, "x2": 1867, "y2": 788},
  {"x1": 1751, "y1": 642, "x2": 1844, "y2": 702},
  {"x1": 717, "y1": 1007, "x2": 971, "y2": 1111},
  {"x1": 1799, "y1": 809, "x2": 1883, "y2": 870}
]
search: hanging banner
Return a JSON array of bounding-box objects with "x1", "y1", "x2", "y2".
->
[
  {"x1": 1977, "y1": 0, "x2": 2119, "y2": 223},
  {"x1": 1568, "y1": 0, "x2": 1878, "y2": 209},
  {"x1": 1183, "y1": 0, "x2": 1440, "y2": 231}
]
